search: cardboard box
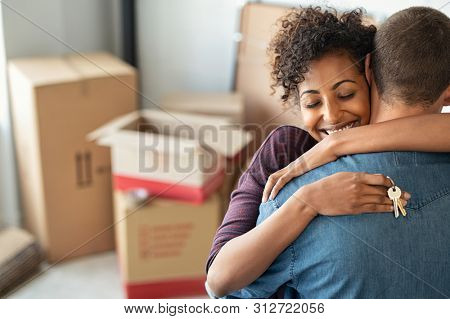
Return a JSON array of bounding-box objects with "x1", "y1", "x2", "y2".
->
[
  {"x1": 8, "y1": 52, "x2": 137, "y2": 262},
  {"x1": 89, "y1": 110, "x2": 252, "y2": 204},
  {"x1": 114, "y1": 190, "x2": 221, "y2": 298},
  {"x1": 236, "y1": 3, "x2": 303, "y2": 133},
  {"x1": 161, "y1": 92, "x2": 244, "y2": 123},
  {"x1": 160, "y1": 92, "x2": 252, "y2": 215}
]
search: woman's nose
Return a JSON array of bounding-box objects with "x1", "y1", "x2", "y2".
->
[{"x1": 322, "y1": 102, "x2": 342, "y2": 124}]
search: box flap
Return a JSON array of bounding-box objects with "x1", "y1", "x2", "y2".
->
[
  {"x1": 140, "y1": 110, "x2": 253, "y2": 158},
  {"x1": 8, "y1": 57, "x2": 81, "y2": 86},
  {"x1": 87, "y1": 111, "x2": 141, "y2": 142},
  {"x1": 8, "y1": 52, "x2": 135, "y2": 87},
  {"x1": 64, "y1": 52, "x2": 136, "y2": 79},
  {"x1": 88, "y1": 110, "x2": 201, "y2": 153},
  {"x1": 89, "y1": 109, "x2": 253, "y2": 158}
]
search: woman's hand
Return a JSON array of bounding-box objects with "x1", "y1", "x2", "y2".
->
[
  {"x1": 291, "y1": 172, "x2": 411, "y2": 216},
  {"x1": 263, "y1": 135, "x2": 338, "y2": 202}
]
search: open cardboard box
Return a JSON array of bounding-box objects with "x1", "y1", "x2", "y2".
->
[{"x1": 88, "y1": 109, "x2": 252, "y2": 204}]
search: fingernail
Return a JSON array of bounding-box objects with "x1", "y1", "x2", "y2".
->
[{"x1": 404, "y1": 192, "x2": 411, "y2": 200}]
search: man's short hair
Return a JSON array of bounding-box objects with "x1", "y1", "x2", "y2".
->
[{"x1": 371, "y1": 7, "x2": 450, "y2": 107}]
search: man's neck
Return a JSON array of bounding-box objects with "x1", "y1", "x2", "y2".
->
[
  {"x1": 370, "y1": 101, "x2": 429, "y2": 124},
  {"x1": 369, "y1": 86, "x2": 441, "y2": 124}
]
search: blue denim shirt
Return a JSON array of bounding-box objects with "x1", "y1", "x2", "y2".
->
[{"x1": 226, "y1": 152, "x2": 450, "y2": 298}]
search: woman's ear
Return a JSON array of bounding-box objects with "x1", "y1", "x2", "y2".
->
[
  {"x1": 364, "y1": 54, "x2": 372, "y2": 84},
  {"x1": 443, "y1": 86, "x2": 450, "y2": 106}
]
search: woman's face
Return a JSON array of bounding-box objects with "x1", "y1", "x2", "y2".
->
[{"x1": 298, "y1": 52, "x2": 371, "y2": 141}]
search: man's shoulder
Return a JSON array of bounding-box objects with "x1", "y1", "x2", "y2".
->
[
  {"x1": 277, "y1": 151, "x2": 450, "y2": 200},
  {"x1": 336, "y1": 151, "x2": 450, "y2": 169}
]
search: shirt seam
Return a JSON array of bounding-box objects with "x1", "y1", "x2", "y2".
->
[
  {"x1": 272, "y1": 197, "x2": 296, "y2": 285},
  {"x1": 417, "y1": 187, "x2": 450, "y2": 209}
]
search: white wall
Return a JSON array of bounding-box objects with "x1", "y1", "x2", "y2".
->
[
  {"x1": 1, "y1": 0, "x2": 121, "y2": 58},
  {"x1": 136, "y1": 0, "x2": 449, "y2": 108},
  {"x1": 136, "y1": 0, "x2": 243, "y2": 108},
  {"x1": 0, "y1": 0, "x2": 121, "y2": 226}
]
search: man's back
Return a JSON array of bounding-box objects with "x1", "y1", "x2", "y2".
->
[{"x1": 227, "y1": 152, "x2": 450, "y2": 298}]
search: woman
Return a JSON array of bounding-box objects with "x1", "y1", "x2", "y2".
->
[{"x1": 206, "y1": 7, "x2": 449, "y2": 298}]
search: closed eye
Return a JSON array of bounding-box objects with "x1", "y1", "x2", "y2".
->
[
  {"x1": 305, "y1": 101, "x2": 320, "y2": 108},
  {"x1": 339, "y1": 93, "x2": 355, "y2": 99}
]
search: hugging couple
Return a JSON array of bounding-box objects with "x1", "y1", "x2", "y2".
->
[{"x1": 206, "y1": 6, "x2": 450, "y2": 298}]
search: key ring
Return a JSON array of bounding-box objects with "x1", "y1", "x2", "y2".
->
[{"x1": 386, "y1": 176, "x2": 395, "y2": 187}]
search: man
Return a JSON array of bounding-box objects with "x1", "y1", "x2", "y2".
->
[{"x1": 226, "y1": 6, "x2": 450, "y2": 298}]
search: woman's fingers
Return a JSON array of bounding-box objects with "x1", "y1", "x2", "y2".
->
[
  {"x1": 262, "y1": 176, "x2": 275, "y2": 203},
  {"x1": 360, "y1": 195, "x2": 407, "y2": 207},
  {"x1": 269, "y1": 160, "x2": 308, "y2": 200},
  {"x1": 356, "y1": 203, "x2": 394, "y2": 214},
  {"x1": 263, "y1": 170, "x2": 285, "y2": 202},
  {"x1": 269, "y1": 173, "x2": 294, "y2": 200},
  {"x1": 358, "y1": 172, "x2": 392, "y2": 188},
  {"x1": 357, "y1": 173, "x2": 411, "y2": 199}
]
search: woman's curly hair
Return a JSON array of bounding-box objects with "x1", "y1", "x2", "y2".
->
[{"x1": 269, "y1": 7, "x2": 377, "y2": 106}]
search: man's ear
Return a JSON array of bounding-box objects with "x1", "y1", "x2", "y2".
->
[{"x1": 364, "y1": 54, "x2": 372, "y2": 84}]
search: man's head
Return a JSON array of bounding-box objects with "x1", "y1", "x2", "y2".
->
[{"x1": 368, "y1": 6, "x2": 450, "y2": 119}]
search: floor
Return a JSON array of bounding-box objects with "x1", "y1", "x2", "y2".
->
[
  {"x1": 7, "y1": 252, "x2": 124, "y2": 298},
  {"x1": 7, "y1": 251, "x2": 208, "y2": 299}
]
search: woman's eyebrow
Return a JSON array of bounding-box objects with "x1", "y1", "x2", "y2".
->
[
  {"x1": 300, "y1": 89, "x2": 320, "y2": 98},
  {"x1": 332, "y1": 79, "x2": 356, "y2": 90}
]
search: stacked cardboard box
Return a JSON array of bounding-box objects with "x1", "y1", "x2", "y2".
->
[
  {"x1": 90, "y1": 105, "x2": 251, "y2": 298},
  {"x1": 114, "y1": 190, "x2": 220, "y2": 298},
  {"x1": 8, "y1": 52, "x2": 137, "y2": 262},
  {"x1": 236, "y1": 3, "x2": 303, "y2": 132}
]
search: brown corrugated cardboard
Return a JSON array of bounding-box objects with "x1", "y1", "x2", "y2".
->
[
  {"x1": 114, "y1": 190, "x2": 221, "y2": 298},
  {"x1": 8, "y1": 52, "x2": 137, "y2": 262},
  {"x1": 236, "y1": 3, "x2": 303, "y2": 132},
  {"x1": 161, "y1": 92, "x2": 244, "y2": 123}
]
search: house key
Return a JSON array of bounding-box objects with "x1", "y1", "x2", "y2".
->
[{"x1": 387, "y1": 177, "x2": 407, "y2": 218}]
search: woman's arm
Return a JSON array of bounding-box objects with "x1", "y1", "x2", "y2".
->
[
  {"x1": 264, "y1": 113, "x2": 450, "y2": 201},
  {"x1": 333, "y1": 113, "x2": 450, "y2": 156}
]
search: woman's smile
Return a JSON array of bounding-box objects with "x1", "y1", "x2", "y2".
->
[
  {"x1": 298, "y1": 52, "x2": 371, "y2": 142},
  {"x1": 319, "y1": 119, "x2": 361, "y2": 136}
]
